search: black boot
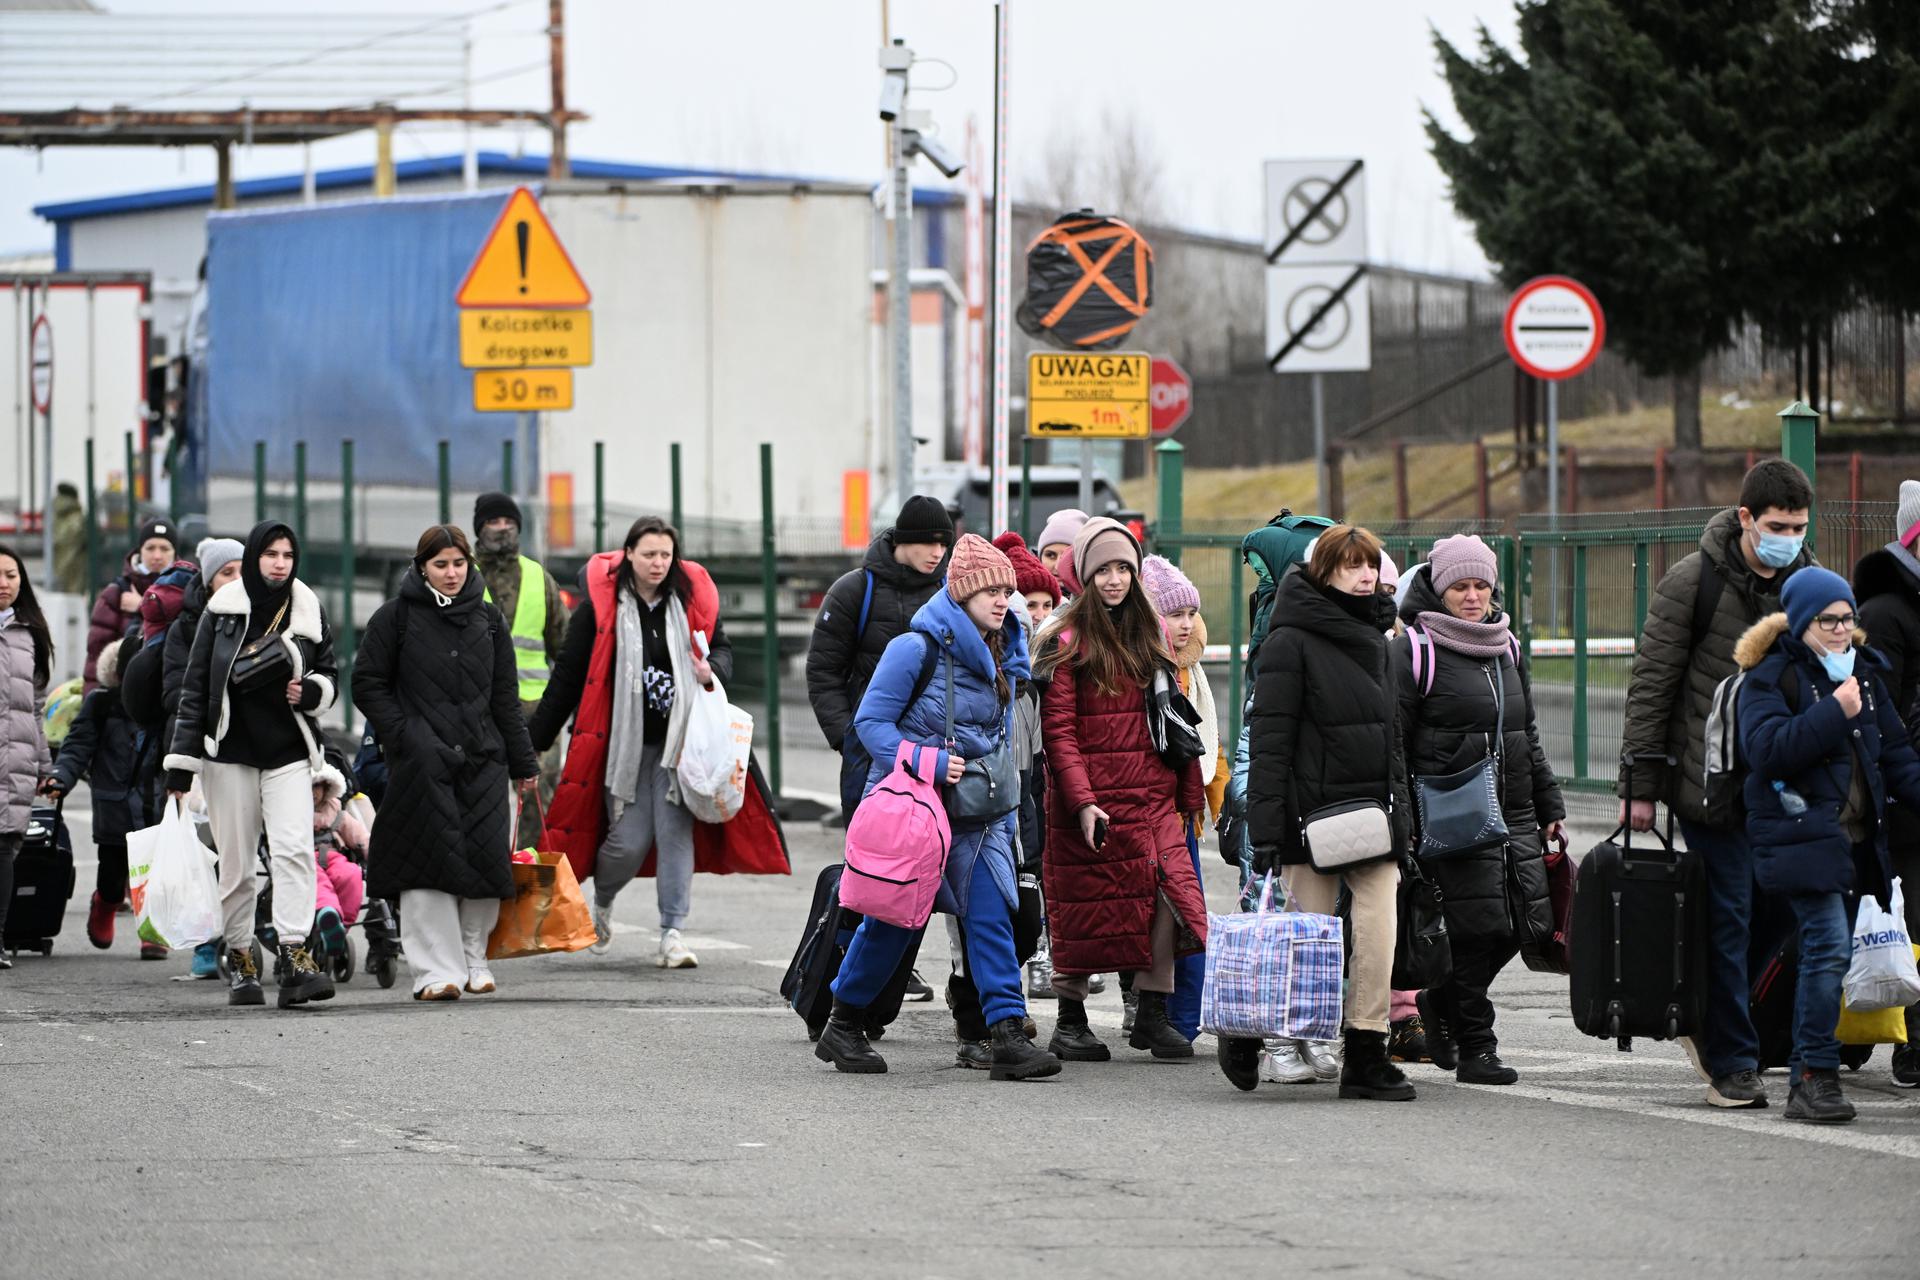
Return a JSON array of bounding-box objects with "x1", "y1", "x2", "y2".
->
[
  {"x1": 1415, "y1": 990, "x2": 1458, "y2": 1071},
  {"x1": 990, "y1": 1017, "x2": 1062, "y2": 1081},
  {"x1": 276, "y1": 943, "x2": 335, "y2": 1009},
  {"x1": 1784, "y1": 1067, "x2": 1856, "y2": 1123},
  {"x1": 1047, "y1": 996, "x2": 1111, "y2": 1062},
  {"x1": 815, "y1": 998, "x2": 887, "y2": 1074},
  {"x1": 1128, "y1": 989, "x2": 1194, "y2": 1059},
  {"x1": 1339, "y1": 1028, "x2": 1416, "y2": 1101},
  {"x1": 1217, "y1": 1035, "x2": 1262, "y2": 1092},
  {"x1": 1456, "y1": 1048, "x2": 1519, "y2": 1085},
  {"x1": 227, "y1": 947, "x2": 264, "y2": 1007}
]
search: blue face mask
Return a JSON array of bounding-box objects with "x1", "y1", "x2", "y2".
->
[
  {"x1": 1818, "y1": 647, "x2": 1856, "y2": 683},
  {"x1": 1754, "y1": 530, "x2": 1804, "y2": 568}
]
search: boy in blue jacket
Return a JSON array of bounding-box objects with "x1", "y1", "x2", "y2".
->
[{"x1": 1736, "y1": 566, "x2": 1920, "y2": 1123}]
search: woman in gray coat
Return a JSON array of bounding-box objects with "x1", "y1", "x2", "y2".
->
[{"x1": 0, "y1": 543, "x2": 55, "y2": 968}]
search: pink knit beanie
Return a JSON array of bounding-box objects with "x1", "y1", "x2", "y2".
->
[{"x1": 945, "y1": 533, "x2": 1017, "y2": 603}]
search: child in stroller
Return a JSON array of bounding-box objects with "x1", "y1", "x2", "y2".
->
[{"x1": 249, "y1": 749, "x2": 403, "y2": 989}]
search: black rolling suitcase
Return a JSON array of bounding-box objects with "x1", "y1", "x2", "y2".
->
[
  {"x1": 780, "y1": 863, "x2": 922, "y2": 1041},
  {"x1": 5, "y1": 801, "x2": 76, "y2": 957},
  {"x1": 1568, "y1": 754, "x2": 1708, "y2": 1047}
]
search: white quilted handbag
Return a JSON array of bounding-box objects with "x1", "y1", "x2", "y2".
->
[{"x1": 1301, "y1": 799, "x2": 1396, "y2": 872}]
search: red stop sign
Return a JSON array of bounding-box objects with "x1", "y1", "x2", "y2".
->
[{"x1": 1150, "y1": 356, "x2": 1192, "y2": 437}]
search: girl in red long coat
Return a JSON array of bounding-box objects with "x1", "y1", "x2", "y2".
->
[{"x1": 1035, "y1": 517, "x2": 1207, "y2": 1063}]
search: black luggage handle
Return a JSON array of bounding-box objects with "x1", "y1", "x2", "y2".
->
[{"x1": 1615, "y1": 752, "x2": 1679, "y2": 858}]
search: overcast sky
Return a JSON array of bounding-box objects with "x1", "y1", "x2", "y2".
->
[{"x1": 2, "y1": 0, "x2": 1520, "y2": 275}]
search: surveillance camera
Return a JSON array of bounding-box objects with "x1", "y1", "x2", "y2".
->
[
  {"x1": 907, "y1": 131, "x2": 963, "y2": 179},
  {"x1": 878, "y1": 72, "x2": 907, "y2": 122}
]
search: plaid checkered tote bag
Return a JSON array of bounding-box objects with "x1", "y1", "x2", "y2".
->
[{"x1": 1200, "y1": 873, "x2": 1344, "y2": 1041}]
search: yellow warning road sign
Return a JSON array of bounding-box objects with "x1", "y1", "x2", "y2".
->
[
  {"x1": 1027, "y1": 351, "x2": 1151, "y2": 438},
  {"x1": 473, "y1": 368, "x2": 573, "y2": 412},
  {"x1": 455, "y1": 186, "x2": 592, "y2": 309},
  {"x1": 459, "y1": 310, "x2": 592, "y2": 368}
]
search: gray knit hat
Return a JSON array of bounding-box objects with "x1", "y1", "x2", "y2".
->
[
  {"x1": 1900, "y1": 480, "x2": 1920, "y2": 549},
  {"x1": 196, "y1": 537, "x2": 244, "y2": 587},
  {"x1": 1429, "y1": 534, "x2": 1499, "y2": 594}
]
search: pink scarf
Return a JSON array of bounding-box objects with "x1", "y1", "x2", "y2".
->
[{"x1": 1413, "y1": 609, "x2": 1514, "y2": 660}]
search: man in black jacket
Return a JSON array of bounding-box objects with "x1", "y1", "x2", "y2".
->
[{"x1": 805, "y1": 495, "x2": 952, "y2": 820}]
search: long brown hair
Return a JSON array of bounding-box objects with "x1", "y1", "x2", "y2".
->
[
  {"x1": 984, "y1": 624, "x2": 1012, "y2": 705},
  {"x1": 1035, "y1": 567, "x2": 1167, "y2": 695},
  {"x1": 0, "y1": 543, "x2": 52, "y2": 688}
]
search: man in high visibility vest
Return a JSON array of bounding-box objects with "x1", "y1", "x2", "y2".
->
[{"x1": 474, "y1": 492, "x2": 567, "y2": 843}]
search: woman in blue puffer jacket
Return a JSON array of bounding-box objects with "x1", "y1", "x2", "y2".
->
[
  {"x1": 1737, "y1": 566, "x2": 1920, "y2": 1124},
  {"x1": 815, "y1": 534, "x2": 1061, "y2": 1082}
]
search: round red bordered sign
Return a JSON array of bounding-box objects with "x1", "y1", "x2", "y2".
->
[
  {"x1": 29, "y1": 314, "x2": 53, "y2": 414},
  {"x1": 1503, "y1": 275, "x2": 1604, "y2": 381}
]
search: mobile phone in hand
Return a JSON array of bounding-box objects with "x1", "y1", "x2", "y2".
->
[{"x1": 1092, "y1": 816, "x2": 1108, "y2": 850}]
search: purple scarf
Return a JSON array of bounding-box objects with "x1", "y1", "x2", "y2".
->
[{"x1": 1413, "y1": 609, "x2": 1514, "y2": 659}]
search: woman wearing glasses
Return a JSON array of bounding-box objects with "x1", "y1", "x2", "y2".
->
[{"x1": 1735, "y1": 566, "x2": 1920, "y2": 1124}]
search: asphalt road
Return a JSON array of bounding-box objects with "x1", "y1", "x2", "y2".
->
[{"x1": 5, "y1": 779, "x2": 1920, "y2": 1280}]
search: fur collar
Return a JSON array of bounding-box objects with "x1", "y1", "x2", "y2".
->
[
  {"x1": 313, "y1": 762, "x2": 347, "y2": 803},
  {"x1": 1734, "y1": 611, "x2": 1869, "y2": 672},
  {"x1": 206, "y1": 577, "x2": 323, "y2": 640}
]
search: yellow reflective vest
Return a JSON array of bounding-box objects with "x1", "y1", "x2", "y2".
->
[{"x1": 483, "y1": 555, "x2": 550, "y2": 701}]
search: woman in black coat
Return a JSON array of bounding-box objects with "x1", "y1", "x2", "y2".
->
[
  {"x1": 1239, "y1": 525, "x2": 1415, "y2": 1102},
  {"x1": 1391, "y1": 536, "x2": 1565, "y2": 1085},
  {"x1": 353, "y1": 525, "x2": 538, "y2": 1002}
]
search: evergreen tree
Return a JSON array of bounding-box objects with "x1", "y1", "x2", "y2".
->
[{"x1": 1427, "y1": 1, "x2": 1859, "y2": 503}]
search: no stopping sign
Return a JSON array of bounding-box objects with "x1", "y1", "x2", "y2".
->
[{"x1": 1503, "y1": 276, "x2": 1604, "y2": 381}]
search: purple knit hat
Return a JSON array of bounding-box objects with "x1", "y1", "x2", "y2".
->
[{"x1": 1140, "y1": 555, "x2": 1200, "y2": 615}]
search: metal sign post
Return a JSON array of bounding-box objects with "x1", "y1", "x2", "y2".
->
[
  {"x1": 30, "y1": 305, "x2": 53, "y2": 576},
  {"x1": 988, "y1": 1, "x2": 1013, "y2": 537}
]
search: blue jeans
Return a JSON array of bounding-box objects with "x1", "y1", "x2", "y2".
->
[
  {"x1": 1787, "y1": 890, "x2": 1850, "y2": 1075},
  {"x1": 1168, "y1": 826, "x2": 1206, "y2": 1042},
  {"x1": 1678, "y1": 817, "x2": 1761, "y2": 1077},
  {"x1": 834, "y1": 856, "x2": 1026, "y2": 1028},
  {"x1": 838, "y1": 741, "x2": 871, "y2": 823}
]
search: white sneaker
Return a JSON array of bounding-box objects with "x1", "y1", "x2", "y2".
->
[
  {"x1": 464, "y1": 968, "x2": 497, "y2": 995},
  {"x1": 1260, "y1": 1039, "x2": 1318, "y2": 1084},
  {"x1": 1677, "y1": 1035, "x2": 1713, "y2": 1083},
  {"x1": 590, "y1": 901, "x2": 614, "y2": 954},
  {"x1": 657, "y1": 928, "x2": 698, "y2": 970},
  {"x1": 1301, "y1": 1038, "x2": 1342, "y2": 1081}
]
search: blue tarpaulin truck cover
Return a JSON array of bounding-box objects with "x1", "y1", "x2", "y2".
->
[{"x1": 205, "y1": 189, "x2": 527, "y2": 487}]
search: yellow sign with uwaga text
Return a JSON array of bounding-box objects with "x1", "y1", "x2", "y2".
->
[
  {"x1": 1027, "y1": 351, "x2": 1151, "y2": 438},
  {"x1": 460, "y1": 310, "x2": 592, "y2": 369},
  {"x1": 473, "y1": 369, "x2": 573, "y2": 412}
]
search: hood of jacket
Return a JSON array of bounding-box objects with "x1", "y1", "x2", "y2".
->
[
  {"x1": 313, "y1": 761, "x2": 348, "y2": 805},
  {"x1": 911, "y1": 586, "x2": 1032, "y2": 687},
  {"x1": 398, "y1": 561, "x2": 487, "y2": 618},
  {"x1": 1734, "y1": 610, "x2": 1876, "y2": 673},
  {"x1": 240, "y1": 520, "x2": 300, "y2": 612},
  {"x1": 864, "y1": 529, "x2": 949, "y2": 595},
  {"x1": 176, "y1": 571, "x2": 210, "y2": 624},
  {"x1": 1855, "y1": 540, "x2": 1920, "y2": 605},
  {"x1": 1276, "y1": 562, "x2": 1398, "y2": 639}
]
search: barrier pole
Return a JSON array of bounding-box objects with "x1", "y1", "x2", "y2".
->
[
  {"x1": 84, "y1": 439, "x2": 100, "y2": 591},
  {"x1": 670, "y1": 442, "x2": 683, "y2": 535},
  {"x1": 1154, "y1": 439, "x2": 1184, "y2": 566},
  {"x1": 123, "y1": 430, "x2": 136, "y2": 534},
  {"x1": 1572, "y1": 542, "x2": 1590, "y2": 781},
  {"x1": 760, "y1": 443, "x2": 781, "y2": 798},
  {"x1": 437, "y1": 440, "x2": 451, "y2": 525},
  {"x1": 1020, "y1": 436, "x2": 1033, "y2": 541},
  {"x1": 340, "y1": 438, "x2": 356, "y2": 732},
  {"x1": 1779, "y1": 400, "x2": 1819, "y2": 552},
  {"x1": 293, "y1": 441, "x2": 308, "y2": 547},
  {"x1": 501, "y1": 439, "x2": 514, "y2": 495},
  {"x1": 593, "y1": 441, "x2": 606, "y2": 550},
  {"x1": 253, "y1": 440, "x2": 266, "y2": 524}
]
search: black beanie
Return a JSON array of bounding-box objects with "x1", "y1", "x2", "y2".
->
[
  {"x1": 893, "y1": 494, "x2": 955, "y2": 546},
  {"x1": 134, "y1": 517, "x2": 175, "y2": 553},
  {"x1": 473, "y1": 491, "x2": 523, "y2": 531}
]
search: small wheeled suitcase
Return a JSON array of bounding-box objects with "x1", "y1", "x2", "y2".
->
[
  {"x1": 780, "y1": 863, "x2": 923, "y2": 1041},
  {"x1": 1568, "y1": 754, "x2": 1707, "y2": 1047},
  {"x1": 5, "y1": 801, "x2": 76, "y2": 956}
]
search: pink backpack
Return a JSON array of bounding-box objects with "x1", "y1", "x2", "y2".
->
[{"x1": 841, "y1": 742, "x2": 952, "y2": 929}]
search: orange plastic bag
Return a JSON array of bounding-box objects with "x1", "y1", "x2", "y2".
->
[{"x1": 487, "y1": 793, "x2": 598, "y2": 960}]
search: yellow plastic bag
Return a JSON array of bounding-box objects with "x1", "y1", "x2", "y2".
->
[{"x1": 1836, "y1": 945, "x2": 1920, "y2": 1045}]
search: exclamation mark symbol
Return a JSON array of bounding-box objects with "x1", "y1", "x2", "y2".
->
[{"x1": 515, "y1": 219, "x2": 530, "y2": 295}]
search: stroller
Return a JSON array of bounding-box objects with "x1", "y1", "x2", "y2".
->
[{"x1": 224, "y1": 748, "x2": 405, "y2": 989}]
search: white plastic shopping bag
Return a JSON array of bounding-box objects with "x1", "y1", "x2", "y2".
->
[
  {"x1": 675, "y1": 674, "x2": 754, "y2": 825},
  {"x1": 128, "y1": 799, "x2": 222, "y2": 949},
  {"x1": 1843, "y1": 877, "x2": 1920, "y2": 1012}
]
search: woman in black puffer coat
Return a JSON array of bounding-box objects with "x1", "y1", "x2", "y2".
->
[
  {"x1": 353, "y1": 525, "x2": 539, "y2": 1002},
  {"x1": 1241, "y1": 525, "x2": 1415, "y2": 1102},
  {"x1": 1392, "y1": 536, "x2": 1564, "y2": 1086}
]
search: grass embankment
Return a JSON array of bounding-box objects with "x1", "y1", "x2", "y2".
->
[{"x1": 1162, "y1": 396, "x2": 1784, "y2": 528}]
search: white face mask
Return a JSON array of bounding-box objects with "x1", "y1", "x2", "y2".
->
[{"x1": 1818, "y1": 647, "x2": 1856, "y2": 682}]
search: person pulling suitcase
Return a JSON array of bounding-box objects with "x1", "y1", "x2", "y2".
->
[{"x1": 0, "y1": 543, "x2": 56, "y2": 969}]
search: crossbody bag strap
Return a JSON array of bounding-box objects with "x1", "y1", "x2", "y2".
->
[{"x1": 942, "y1": 647, "x2": 957, "y2": 750}]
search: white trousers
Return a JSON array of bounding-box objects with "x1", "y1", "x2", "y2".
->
[
  {"x1": 202, "y1": 759, "x2": 316, "y2": 951},
  {"x1": 401, "y1": 889, "x2": 500, "y2": 994}
]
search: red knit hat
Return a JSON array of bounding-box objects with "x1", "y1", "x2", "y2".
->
[
  {"x1": 946, "y1": 533, "x2": 1017, "y2": 602},
  {"x1": 993, "y1": 531, "x2": 1060, "y2": 603}
]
